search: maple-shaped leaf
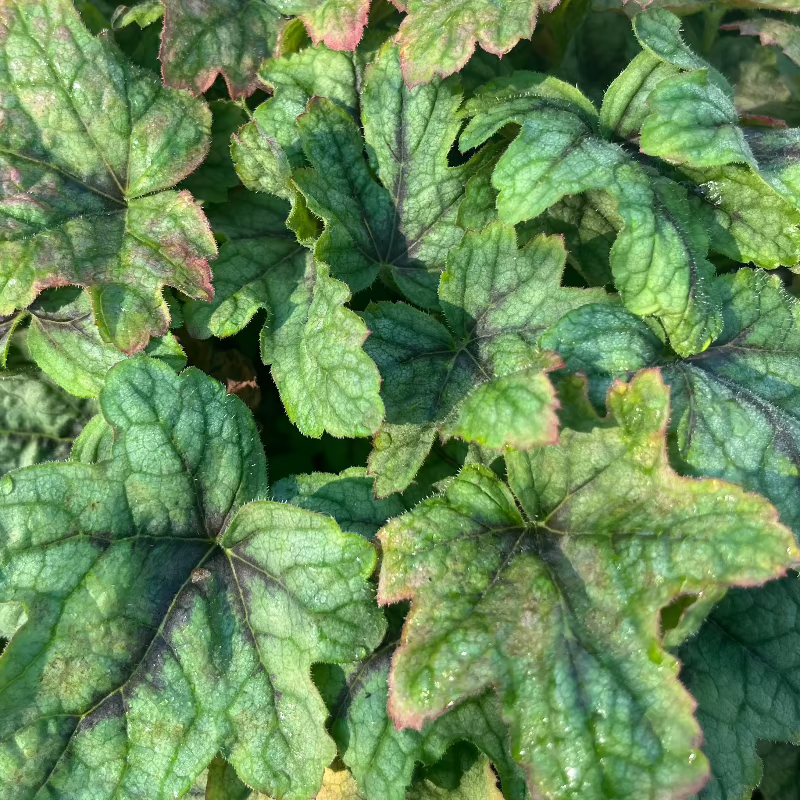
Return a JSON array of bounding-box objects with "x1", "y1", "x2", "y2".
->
[
  {"x1": 378, "y1": 369, "x2": 798, "y2": 800},
  {"x1": 680, "y1": 578, "x2": 800, "y2": 800},
  {"x1": 183, "y1": 190, "x2": 384, "y2": 439},
  {"x1": 0, "y1": 356, "x2": 386, "y2": 800},
  {"x1": 602, "y1": 9, "x2": 800, "y2": 269},
  {"x1": 231, "y1": 41, "x2": 357, "y2": 221},
  {"x1": 363, "y1": 222, "x2": 607, "y2": 497},
  {"x1": 332, "y1": 651, "x2": 527, "y2": 800},
  {"x1": 0, "y1": 0, "x2": 216, "y2": 355},
  {"x1": 460, "y1": 69, "x2": 722, "y2": 357},
  {"x1": 0, "y1": 360, "x2": 95, "y2": 474},
  {"x1": 725, "y1": 18, "x2": 800, "y2": 68},
  {"x1": 291, "y1": 43, "x2": 483, "y2": 307},
  {"x1": 393, "y1": 0, "x2": 562, "y2": 87},
  {"x1": 542, "y1": 269, "x2": 800, "y2": 534},
  {"x1": 1, "y1": 288, "x2": 185, "y2": 398},
  {"x1": 546, "y1": 271, "x2": 800, "y2": 798}
]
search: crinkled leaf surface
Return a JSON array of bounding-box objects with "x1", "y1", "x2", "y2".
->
[
  {"x1": 542, "y1": 269, "x2": 800, "y2": 534},
  {"x1": 0, "y1": 364, "x2": 95, "y2": 474},
  {"x1": 333, "y1": 651, "x2": 527, "y2": 800},
  {"x1": 680, "y1": 578, "x2": 800, "y2": 800},
  {"x1": 378, "y1": 370, "x2": 797, "y2": 800},
  {"x1": 184, "y1": 190, "x2": 384, "y2": 439},
  {"x1": 1, "y1": 287, "x2": 185, "y2": 398},
  {"x1": 0, "y1": 356, "x2": 386, "y2": 800},
  {"x1": 292, "y1": 43, "x2": 479, "y2": 307},
  {"x1": 160, "y1": 0, "x2": 283, "y2": 98},
  {"x1": 0, "y1": 0, "x2": 217, "y2": 355},
  {"x1": 603, "y1": 10, "x2": 800, "y2": 269},
  {"x1": 394, "y1": 0, "x2": 561, "y2": 87},
  {"x1": 364, "y1": 222, "x2": 606, "y2": 497},
  {"x1": 460, "y1": 69, "x2": 722, "y2": 357},
  {"x1": 272, "y1": 467, "x2": 408, "y2": 539}
]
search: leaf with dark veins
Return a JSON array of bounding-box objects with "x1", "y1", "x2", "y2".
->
[
  {"x1": 0, "y1": 0, "x2": 216, "y2": 354},
  {"x1": 292, "y1": 43, "x2": 480, "y2": 307},
  {"x1": 364, "y1": 222, "x2": 607, "y2": 497},
  {"x1": 378, "y1": 370, "x2": 797, "y2": 800},
  {"x1": 0, "y1": 356, "x2": 385, "y2": 800}
]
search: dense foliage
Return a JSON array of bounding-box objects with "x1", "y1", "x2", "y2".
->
[{"x1": 2, "y1": 0, "x2": 800, "y2": 798}]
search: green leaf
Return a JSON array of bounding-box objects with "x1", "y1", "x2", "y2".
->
[
  {"x1": 0, "y1": 365, "x2": 95, "y2": 474},
  {"x1": 378, "y1": 370, "x2": 797, "y2": 800},
  {"x1": 256, "y1": 44, "x2": 358, "y2": 170},
  {"x1": 394, "y1": 0, "x2": 562, "y2": 87},
  {"x1": 0, "y1": 288, "x2": 186, "y2": 398},
  {"x1": 543, "y1": 269, "x2": 800, "y2": 534},
  {"x1": 184, "y1": 191, "x2": 384, "y2": 438},
  {"x1": 292, "y1": 44, "x2": 476, "y2": 307},
  {"x1": 160, "y1": 0, "x2": 282, "y2": 97},
  {"x1": 0, "y1": 356, "x2": 386, "y2": 800},
  {"x1": 640, "y1": 69, "x2": 754, "y2": 167},
  {"x1": 272, "y1": 467, "x2": 408, "y2": 539},
  {"x1": 364, "y1": 222, "x2": 607, "y2": 496},
  {"x1": 461, "y1": 78, "x2": 722, "y2": 356},
  {"x1": 333, "y1": 652, "x2": 527, "y2": 800},
  {"x1": 680, "y1": 577, "x2": 800, "y2": 800},
  {"x1": 680, "y1": 163, "x2": 800, "y2": 269},
  {"x1": 601, "y1": 9, "x2": 800, "y2": 269},
  {"x1": 747, "y1": 127, "x2": 800, "y2": 209},
  {"x1": 0, "y1": 0, "x2": 216, "y2": 354}
]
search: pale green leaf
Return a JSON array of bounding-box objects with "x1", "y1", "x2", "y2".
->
[
  {"x1": 0, "y1": 288, "x2": 185, "y2": 398},
  {"x1": 334, "y1": 652, "x2": 527, "y2": 800},
  {"x1": 0, "y1": 356, "x2": 386, "y2": 800},
  {"x1": 110, "y1": 1, "x2": 163, "y2": 29},
  {"x1": 272, "y1": 467, "x2": 408, "y2": 539},
  {"x1": 379, "y1": 370, "x2": 797, "y2": 800},
  {"x1": 542, "y1": 269, "x2": 800, "y2": 534},
  {"x1": 0, "y1": 0, "x2": 216, "y2": 354},
  {"x1": 462, "y1": 83, "x2": 722, "y2": 356}
]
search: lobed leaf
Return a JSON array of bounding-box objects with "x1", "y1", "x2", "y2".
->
[
  {"x1": 364, "y1": 222, "x2": 607, "y2": 497},
  {"x1": 379, "y1": 370, "x2": 797, "y2": 800},
  {"x1": 1, "y1": 288, "x2": 186, "y2": 398},
  {"x1": 461, "y1": 71, "x2": 722, "y2": 356},
  {"x1": 394, "y1": 0, "x2": 562, "y2": 87},
  {"x1": 292, "y1": 44, "x2": 475, "y2": 307},
  {"x1": 183, "y1": 191, "x2": 384, "y2": 439},
  {"x1": 0, "y1": 356, "x2": 386, "y2": 800},
  {"x1": 0, "y1": 0, "x2": 216, "y2": 354}
]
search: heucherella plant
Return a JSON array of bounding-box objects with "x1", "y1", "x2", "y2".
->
[{"x1": 3, "y1": 0, "x2": 800, "y2": 798}]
